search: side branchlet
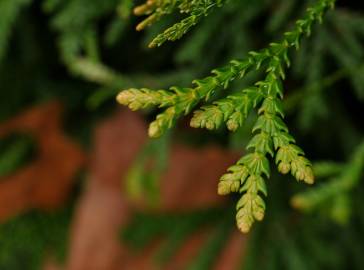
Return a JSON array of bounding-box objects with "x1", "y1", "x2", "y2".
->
[{"x1": 134, "y1": 0, "x2": 227, "y2": 47}]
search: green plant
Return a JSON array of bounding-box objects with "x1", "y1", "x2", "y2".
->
[
  {"x1": 117, "y1": 0, "x2": 336, "y2": 233},
  {"x1": 1, "y1": 0, "x2": 364, "y2": 269},
  {"x1": 0, "y1": 207, "x2": 72, "y2": 270},
  {"x1": 133, "y1": 0, "x2": 228, "y2": 48},
  {"x1": 292, "y1": 140, "x2": 364, "y2": 224}
]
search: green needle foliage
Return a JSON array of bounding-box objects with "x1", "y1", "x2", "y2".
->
[
  {"x1": 0, "y1": 207, "x2": 72, "y2": 270},
  {"x1": 292, "y1": 140, "x2": 364, "y2": 224},
  {"x1": 0, "y1": 0, "x2": 32, "y2": 62},
  {"x1": 122, "y1": 207, "x2": 233, "y2": 268},
  {"x1": 0, "y1": 0, "x2": 363, "y2": 268},
  {"x1": 118, "y1": 0, "x2": 335, "y2": 233},
  {"x1": 134, "y1": 0, "x2": 227, "y2": 48}
]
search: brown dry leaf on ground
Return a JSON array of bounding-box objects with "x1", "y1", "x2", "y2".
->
[
  {"x1": 66, "y1": 110, "x2": 147, "y2": 270},
  {"x1": 0, "y1": 101, "x2": 85, "y2": 222},
  {"x1": 159, "y1": 144, "x2": 238, "y2": 211},
  {"x1": 63, "y1": 109, "x2": 246, "y2": 270}
]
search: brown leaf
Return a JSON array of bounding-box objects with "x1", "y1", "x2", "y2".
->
[
  {"x1": 67, "y1": 180, "x2": 131, "y2": 270},
  {"x1": 159, "y1": 144, "x2": 238, "y2": 211},
  {"x1": 66, "y1": 109, "x2": 147, "y2": 270},
  {"x1": 65, "y1": 109, "x2": 246, "y2": 270},
  {"x1": 0, "y1": 101, "x2": 85, "y2": 222},
  {"x1": 213, "y1": 231, "x2": 247, "y2": 270},
  {"x1": 90, "y1": 109, "x2": 147, "y2": 189}
]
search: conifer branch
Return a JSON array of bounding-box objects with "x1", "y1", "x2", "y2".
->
[
  {"x1": 134, "y1": 0, "x2": 228, "y2": 47},
  {"x1": 118, "y1": 0, "x2": 336, "y2": 233}
]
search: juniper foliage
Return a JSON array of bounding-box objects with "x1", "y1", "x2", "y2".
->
[
  {"x1": 0, "y1": 0, "x2": 364, "y2": 269},
  {"x1": 117, "y1": 0, "x2": 337, "y2": 232}
]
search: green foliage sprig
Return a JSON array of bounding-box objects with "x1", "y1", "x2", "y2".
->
[
  {"x1": 292, "y1": 140, "x2": 364, "y2": 224},
  {"x1": 118, "y1": 0, "x2": 336, "y2": 233},
  {"x1": 134, "y1": 0, "x2": 227, "y2": 48},
  {"x1": 0, "y1": 0, "x2": 32, "y2": 62}
]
